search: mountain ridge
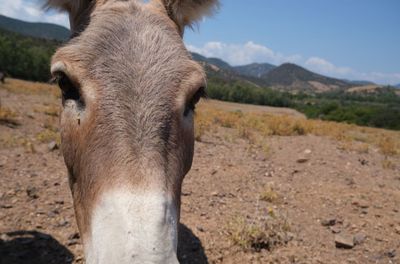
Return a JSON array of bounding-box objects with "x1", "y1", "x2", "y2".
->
[
  {"x1": 1, "y1": 15, "x2": 395, "y2": 94},
  {"x1": 0, "y1": 14, "x2": 70, "y2": 41}
]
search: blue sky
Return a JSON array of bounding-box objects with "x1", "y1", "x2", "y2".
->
[{"x1": 1, "y1": 0, "x2": 399, "y2": 84}]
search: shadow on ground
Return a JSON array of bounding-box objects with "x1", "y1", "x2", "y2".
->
[
  {"x1": 0, "y1": 230, "x2": 74, "y2": 264},
  {"x1": 0, "y1": 225, "x2": 207, "y2": 264},
  {"x1": 178, "y1": 223, "x2": 208, "y2": 264}
]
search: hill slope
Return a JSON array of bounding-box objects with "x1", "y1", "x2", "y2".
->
[
  {"x1": 262, "y1": 63, "x2": 351, "y2": 93},
  {"x1": 0, "y1": 14, "x2": 69, "y2": 41},
  {"x1": 233, "y1": 62, "x2": 276, "y2": 78},
  {"x1": 0, "y1": 28, "x2": 60, "y2": 81},
  {"x1": 190, "y1": 52, "x2": 232, "y2": 70}
]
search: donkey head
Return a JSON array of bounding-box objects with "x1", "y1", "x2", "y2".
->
[{"x1": 47, "y1": 0, "x2": 218, "y2": 263}]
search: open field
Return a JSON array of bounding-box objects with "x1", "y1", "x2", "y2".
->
[{"x1": 1, "y1": 78, "x2": 400, "y2": 263}]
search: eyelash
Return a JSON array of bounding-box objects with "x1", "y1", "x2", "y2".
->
[{"x1": 184, "y1": 87, "x2": 207, "y2": 116}]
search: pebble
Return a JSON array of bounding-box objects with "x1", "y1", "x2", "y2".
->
[
  {"x1": 296, "y1": 157, "x2": 309, "y2": 163},
  {"x1": 48, "y1": 141, "x2": 58, "y2": 151},
  {"x1": 304, "y1": 149, "x2": 312, "y2": 154},
  {"x1": 68, "y1": 232, "x2": 80, "y2": 240},
  {"x1": 386, "y1": 249, "x2": 396, "y2": 258},
  {"x1": 335, "y1": 234, "x2": 354, "y2": 249},
  {"x1": 353, "y1": 233, "x2": 366, "y2": 245},
  {"x1": 321, "y1": 218, "x2": 336, "y2": 227},
  {"x1": 196, "y1": 226, "x2": 205, "y2": 232},
  {"x1": 26, "y1": 187, "x2": 39, "y2": 199},
  {"x1": 330, "y1": 226, "x2": 341, "y2": 234}
]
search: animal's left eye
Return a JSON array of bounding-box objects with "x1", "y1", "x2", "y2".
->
[{"x1": 184, "y1": 87, "x2": 207, "y2": 116}]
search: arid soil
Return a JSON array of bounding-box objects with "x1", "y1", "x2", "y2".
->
[{"x1": 1, "y1": 79, "x2": 399, "y2": 264}]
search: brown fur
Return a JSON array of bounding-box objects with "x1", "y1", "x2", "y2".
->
[{"x1": 46, "y1": 0, "x2": 218, "y2": 256}]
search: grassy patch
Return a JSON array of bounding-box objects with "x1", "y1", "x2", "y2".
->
[
  {"x1": 1, "y1": 78, "x2": 60, "y2": 98},
  {"x1": 196, "y1": 102, "x2": 400, "y2": 157},
  {"x1": 260, "y1": 184, "x2": 280, "y2": 203},
  {"x1": 0, "y1": 105, "x2": 20, "y2": 127},
  {"x1": 227, "y1": 213, "x2": 292, "y2": 252},
  {"x1": 35, "y1": 129, "x2": 60, "y2": 144}
]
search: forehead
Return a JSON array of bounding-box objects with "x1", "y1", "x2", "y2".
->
[{"x1": 53, "y1": 1, "x2": 203, "y2": 96}]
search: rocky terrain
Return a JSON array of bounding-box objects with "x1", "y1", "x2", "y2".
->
[{"x1": 1, "y1": 79, "x2": 399, "y2": 263}]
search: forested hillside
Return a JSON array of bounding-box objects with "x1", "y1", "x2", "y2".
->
[{"x1": 0, "y1": 29, "x2": 60, "y2": 82}]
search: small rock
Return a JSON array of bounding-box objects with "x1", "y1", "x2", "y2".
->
[
  {"x1": 196, "y1": 226, "x2": 205, "y2": 232},
  {"x1": 304, "y1": 149, "x2": 312, "y2": 154},
  {"x1": 395, "y1": 226, "x2": 400, "y2": 234},
  {"x1": 386, "y1": 249, "x2": 396, "y2": 258},
  {"x1": 321, "y1": 218, "x2": 336, "y2": 227},
  {"x1": 48, "y1": 141, "x2": 58, "y2": 151},
  {"x1": 335, "y1": 234, "x2": 354, "y2": 249},
  {"x1": 330, "y1": 226, "x2": 341, "y2": 234},
  {"x1": 211, "y1": 169, "x2": 218, "y2": 175},
  {"x1": 68, "y1": 232, "x2": 80, "y2": 240},
  {"x1": 296, "y1": 157, "x2": 309, "y2": 163},
  {"x1": 211, "y1": 191, "x2": 219, "y2": 196},
  {"x1": 26, "y1": 187, "x2": 39, "y2": 199},
  {"x1": 353, "y1": 233, "x2": 366, "y2": 245},
  {"x1": 265, "y1": 171, "x2": 273, "y2": 177},
  {"x1": 352, "y1": 199, "x2": 369, "y2": 209},
  {"x1": 0, "y1": 233, "x2": 10, "y2": 241}
]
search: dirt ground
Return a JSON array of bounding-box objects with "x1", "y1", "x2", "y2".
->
[{"x1": 1, "y1": 79, "x2": 399, "y2": 264}]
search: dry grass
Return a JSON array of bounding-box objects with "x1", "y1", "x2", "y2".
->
[
  {"x1": 227, "y1": 213, "x2": 291, "y2": 252},
  {"x1": 378, "y1": 136, "x2": 398, "y2": 156},
  {"x1": 36, "y1": 129, "x2": 60, "y2": 144},
  {"x1": 260, "y1": 184, "x2": 280, "y2": 203},
  {"x1": 33, "y1": 103, "x2": 60, "y2": 117},
  {"x1": 382, "y1": 158, "x2": 396, "y2": 170},
  {"x1": 0, "y1": 133, "x2": 35, "y2": 152},
  {"x1": 195, "y1": 102, "x2": 400, "y2": 157},
  {"x1": 0, "y1": 78, "x2": 60, "y2": 98},
  {"x1": 339, "y1": 142, "x2": 370, "y2": 154},
  {"x1": 226, "y1": 185, "x2": 291, "y2": 252},
  {"x1": 0, "y1": 106, "x2": 19, "y2": 127}
]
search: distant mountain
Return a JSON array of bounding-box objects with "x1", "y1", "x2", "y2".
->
[
  {"x1": 395, "y1": 84, "x2": 400, "y2": 88},
  {"x1": 233, "y1": 63, "x2": 276, "y2": 78},
  {"x1": 345, "y1": 80, "x2": 376, "y2": 86},
  {"x1": 0, "y1": 14, "x2": 70, "y2": 41},
  {"x1": 261, "y1": 63, "x2": 352, "y2": 93},
  {"x1": 190, "y1": 52, "x2": 232, "y2": 70}
]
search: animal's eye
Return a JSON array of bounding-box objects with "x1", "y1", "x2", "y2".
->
[
  {"x1": 184, "y1": 87, "x2": 207, "y2": 117},
  {"x1": 54, "y1": 72, "x2": 81, "y2": 104}
]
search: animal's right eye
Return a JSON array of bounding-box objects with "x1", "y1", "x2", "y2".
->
[{"x1": 54, "y1": 72, "x2": 81, "y2": 102}]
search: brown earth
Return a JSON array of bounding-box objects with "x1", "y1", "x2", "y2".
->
[{"x1": 1, "y1": 79, "x2": 400, "y2": 264}]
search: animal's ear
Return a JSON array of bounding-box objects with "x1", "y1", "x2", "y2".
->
[
  {"x1": 151, "y1": 0, "x2": 219, "y2": 35},
  {"x1": 44, "y1": 0, "x2": 94, "y2": 35}
]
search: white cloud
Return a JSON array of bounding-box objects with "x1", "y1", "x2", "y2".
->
[
  {"x1": 305, "y1": 57, "x2": 400, "y2": 84},
  {"x1": 305, "y1": 57, "x2": 353, "y2": 76},
  {"x1": 187, "y1": 41, "x2": 302, "y2": 66},
  {"x1": 187, "y1": 41, "x2": 400, "y2": 85},
  {"x1": 0, "y1": 0, "x2": 69, "y2": 28}
]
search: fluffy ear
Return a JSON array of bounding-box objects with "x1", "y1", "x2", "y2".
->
[
  {"x1": 152, "y1": 0, "x2": 219, "y2": 35},
  {"x1": 44, "y1": 0, "x2": 94, "y2": 35}
]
